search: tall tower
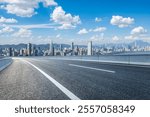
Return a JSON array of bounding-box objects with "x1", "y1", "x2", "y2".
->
[
  {"x1": 71, "y1": 42, "x2": 74, "y2": 55},
  {"x1": 9, "y1": 47, "x2": 13, "y2": 56},
  {"x1": 49, "y1": 40, "x2": 54, "y2": 56},
  {"x1": 27, "y1": 43, "x2": 32, "y2": 56},
  {"x1": 87, "y1": 41, "x2": 92, "y2": 56},
  {"x1": 60, "y1": 44, "x2": 63, "y2": 51},
  {"x1": 71, "y1": 42, "x2": 74, "y2": 51},
  {"x1": 32, "y1": 45, "x2": 36, "y2": 56}
]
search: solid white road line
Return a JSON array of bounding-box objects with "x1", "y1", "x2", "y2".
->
[
  {"x1": 69, "y1": 64, "x2": 116, "y2": 73},
  {"x1": 22, "y1": 60, "x2": 80, "y2": 100}
]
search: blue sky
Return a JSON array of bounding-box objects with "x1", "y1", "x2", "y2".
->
[{"x1": 0, "y1": 0, "x2": 150, "y2": 45}]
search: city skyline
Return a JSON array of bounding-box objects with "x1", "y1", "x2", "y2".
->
[
  {"x1": 0, "y1": 0, "x2": 150, "y2": 45},
  {"x1": 1, "y1": 39, "x2": 150, "y2": 57}
]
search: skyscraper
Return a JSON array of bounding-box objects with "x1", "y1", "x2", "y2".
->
[
  {"x1": 27, "y1": 43, "x2": 32, "y2": 56},
  {"x1": 49, "y1": 40, "x2": 54, "y2": 56},
  {"x1": 60, "y1": 44, "x2": 63, "y2": 51},
  {"x1": 9, "y1": 47, "x2": 13, "y2": 56},
  {"x1": 87, "y1": 41, "x2": 92, "y2": 56},
  {"x1": 0, "y1": 48, "x2": 2, "y2": 56},
  {"x1": 71, "y1": 42, "x2": 74, "y2": 51},
  {"x1": 32, "y1": 45, "x2": 37, "y2": 56},
  {"x1": 19, "y1": 49, "x2": 24, "y2": 56},
  {"x1": 71, "y1": 42, "x2": 74, "y2": 55}
]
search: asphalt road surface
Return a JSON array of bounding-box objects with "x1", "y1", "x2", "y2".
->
[{"x1": 0, "y1": 57, "x2": 150, "y2": 100}]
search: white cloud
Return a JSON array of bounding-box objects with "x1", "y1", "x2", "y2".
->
[
  {"x1": 77, "y1": 28, "x2": 88, "y2": 35},
  {"x1": 90, "y1": 35, "x2": 101, "y2": 41},
  {"x1": 3, "y1": 4, "x2": 36, "y2": 17},
  {"x1": 110, "y1": 15, "x2": 134, "y2": 28},
  {"x1": 43, "y1": 0, "x2": 58, "y2": 6},
  {"x1": 77, "y1": 27, "x2": 106, "y2": 35},
  {"x1": 13, "y1": 28, "x2": 32, "y2": 37},
  {"x1": 0, "y1": 26, "x2": 14, "y2": 34},
  {"x1": 95, "y1": 17, "x2": 102, "y2": 22},
  {"x1": 0, "y1": 16, "x2": 17, "y2": 23},
  {"x1": 8, "y1": 23, "x2": 56, "y2": 29},
  {"x1": 0, "y1": 0, "x2": 22, "y2": 4},
  {"x1": 112, "y1": 36, "x2": 119, "y2": 41},
  {"x1": 56, "y1": 34, "x2": 61, "y2": 38},
  {"x1": 37, "y1": 35, "x2": 42, "y2": 39},
  {"x1": 131, "y1": 26, "x2": 147, "y2": 35},
  {"x1": 58, "y1": 23, "x2": 75, "y2": 30},
  {"x1": 92, "y1": 27, "x2": 106, "y2": 32},
  {"x1": 51, "y1": 6, "x2": 81, "y2": 29},
  {"x1": 125, "y1": 26, "x2": 147, "y2": 40},
  {"x1": 90, "y1": 33, "x2": 104, "y2": 42},
  {"x1": 124, "y1": 35, "x2": 137, "y2": 40},
  {"x1": 0, "y1": 0, "x2": 57, "y2": 17}
]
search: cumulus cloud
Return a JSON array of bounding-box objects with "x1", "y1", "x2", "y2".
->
[
  {"x1": 92, "y1": 27, "x2": 106, "y2": 32},
  {"x1": 0, "y1": 16, "x2": 17, "y2": 23},
  {"x1": 43, "y1": 0, "x2": 57, "y2": 6},
  {"x1": 110, "y1": 15, "x2": 134, "y2": 28},
  {"x1": 3, "y1": 4, "x2": 36, "y2": 17},
  {"x1": 58, "y1": 23, "x2": 76, "y2": 30},
  {"x1": 112, "y1": 36, "x2": 119, "y2": 41},
  {"x1": 9, "y1": 23, "x2": 56, "y2": 29},
  {"x1": 13, "y1": 28, "x2": 32, "y2": 37},
  {"x1": 0, "y1": 0, "x2": 57, "y2": 17},
  {"x1": 78, "y1": 27, "x2": 106, "y2": 35},
  {"x1": 90, "y1": 35, "x2": 101, "y2": 41},
  {"x1": 95, "y1": 17, "x2": 102, "y2": 22},
  {"x1": 56, "y1": 34, "x2": 61, "y2": 38},
  {"x1": 77, "y1": 28, "x2": 88, "y2": 34},
  {"x1": 0, "y1": 26, "x2": 14, "y2": 34},
  {"x1": 51, "y1": 6, "x2": 81, "y2": 29},
  {"x1": 125, "y1": 26, "x2": 147, "y2": 40},
  {"x1": 131, "y1": 26, "x2": 147, "y2": 35},
  {"x1": 124, "y1": 35, "x2": 137, "y2": 40},
  {"x1": 90, "y1": 33, "x2": 104, "y2": 41}
]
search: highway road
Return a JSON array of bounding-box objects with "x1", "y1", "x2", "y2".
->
[{"x1": 0, "y1": 57, "x2": 150, "y2": 100}]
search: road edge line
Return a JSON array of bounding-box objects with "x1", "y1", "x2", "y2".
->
[{"x1": 23, "y1": 60, "x2": 81, "y2": 100}]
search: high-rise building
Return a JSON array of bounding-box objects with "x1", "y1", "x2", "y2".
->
[
  {"x1": 37, "y1": 47, "x2": 42, "y2": 56},
  {"x1": 71, "y1": 42, "x2": 74, "y2": 55},
  {"x1": 49, "y1": 40, "x2": 54, "y2": 56},
  {"x1": 75, "y1": 45, "x2": 79, "y2": 55},
  {"x1": 71, "y1": 42, "x2": 74, "y2": 51},
  {"x1": 27, "y1": 43, "x2": 32, "y2": 56},
  {"x1": 9, "y1": 47, "x2": 13, "y2": 56},
  {"x1": 87, "y1": 41, "x2": 92, "y2": 56},
  {"x1": 19, "y1": 49, "x2": 24, "y2": 56},
  {"x1": 0, "y1": 48, "x2": 2, "y2": 56},
  {"x1": 32, "y1": 45, "x2": 37, "y2": 56},
  {"x1": 60, "y1": 44, "x2": 63, "y2": 51}
]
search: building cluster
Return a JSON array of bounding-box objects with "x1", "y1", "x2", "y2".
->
[{"x1": 0, "y1": 41, "x2": 150, "y2": 57}]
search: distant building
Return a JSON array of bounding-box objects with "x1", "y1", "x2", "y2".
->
[
  {"x1": 71, "y1": 42, "x2": 74, "y2": 55},
  {"x1": 71, "y1": 42, "x2": 74, "y2": 51},
  {"x1": 87, "y1": 41, "x2": 92, "y2": 56},
  {"x1": 19, "y1": 49, "x2": 24, "y2": 56},
  {"x1": 37, "y1": 47, "x2": 42, "y2": 56},
  {"x1": 12, "y1": 49, "x2": 18, "y2": 56},
  {"x1": 32, "y1": 45, "x2": 37, "y2": 56},
  {"x1": 49, "y1": 40, "x2": 54, "y2": 56},
  {"x1": 27, "y1": 43, "x2": 32, "y2": 56},
  {"x1": 75, "y1": 45, "x2": 79, "y2": 55},
  {"x1": 9, "y1": 47, "x2": 13, "y2": 56},
  {"x1": 0, "y1": 48, "x2": 2, "y2": 56},
  {"x1": 60, "y1": 44, "x2": 63, "y2": 51}
]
